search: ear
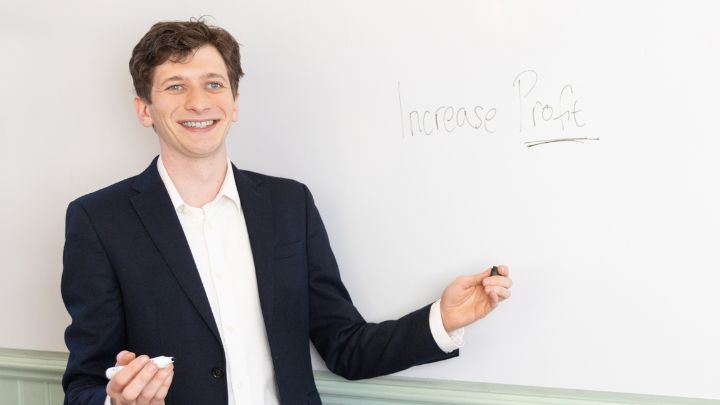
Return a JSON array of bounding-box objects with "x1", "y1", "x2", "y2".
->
[
  {"x1": 134, "y1": 96, "x2": 154, "y2": 128},
  {"x1": 232, "y1": 94, "x2": 239, "y2": 122}
]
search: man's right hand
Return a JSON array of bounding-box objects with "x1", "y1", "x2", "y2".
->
[{"x1": 106, "y1": 351, "x2": 174, "y2": 405}]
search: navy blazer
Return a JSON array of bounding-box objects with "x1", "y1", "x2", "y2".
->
[{"x1": 61, "y1": 158, "x2": 457, "y2": 404}]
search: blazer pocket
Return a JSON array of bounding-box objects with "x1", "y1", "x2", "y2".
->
[{"x1": 274, "y1": 240, "x2": 303, "y2": 259}]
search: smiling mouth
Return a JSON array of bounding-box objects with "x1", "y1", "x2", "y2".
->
[{"x1": 180, "y1": 120, "x2": 218, "y2": 129}]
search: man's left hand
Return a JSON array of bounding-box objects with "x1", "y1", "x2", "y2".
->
[{"x1": 440, "y1": 265, "x2": 512, "y2": 332}]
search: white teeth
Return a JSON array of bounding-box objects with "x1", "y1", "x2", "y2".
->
[{"x1": 181, "y1": 120, "x2": 215, "y2": 128}]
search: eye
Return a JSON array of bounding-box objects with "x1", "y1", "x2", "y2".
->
[
  {"x1": 207, "y1": 82, "x2": 224, "y2": 90},
  {"x1": 166, "y1": 84, "x2": 183, "y2": 92}
]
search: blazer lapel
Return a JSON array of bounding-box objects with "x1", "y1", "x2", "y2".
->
[
  {"x1": 129, "y1": 158, "x2": 223, "y2": 345},
  {"x1": 233, "y1": 165, "x2": 275, "y2": 331}
]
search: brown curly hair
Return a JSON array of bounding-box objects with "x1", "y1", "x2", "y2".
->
[{"x1": 129, "y1": 18, "x2": 244, "y2": 103}]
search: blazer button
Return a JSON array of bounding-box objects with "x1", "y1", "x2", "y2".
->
[{"x1": 211, "y1": 367, "x2": 225, "y2": 379}]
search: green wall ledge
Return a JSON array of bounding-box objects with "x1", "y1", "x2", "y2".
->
[{"x1": 0, "y1": 348, "x2": 716, "y2": 405}]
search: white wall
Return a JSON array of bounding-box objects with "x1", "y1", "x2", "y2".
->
[{"x1": 1, "y1": 0, "x2": 718, "y2": 400}]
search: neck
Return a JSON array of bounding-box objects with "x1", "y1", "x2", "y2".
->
[{"x1": 160, "y1": 148, "x2": 228, "y2": 208}]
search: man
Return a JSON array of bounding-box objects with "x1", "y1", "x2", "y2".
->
[{"x1": 61, "y1": 19, "x2": 512, "y2": 405}]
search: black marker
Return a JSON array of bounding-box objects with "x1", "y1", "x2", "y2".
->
[{"x1": 491, "y1": 266, "x2": 499, "y2": 277}]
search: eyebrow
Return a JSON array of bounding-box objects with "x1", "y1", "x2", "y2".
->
[
  {"x1": 158, "y1": 73, "x2": 229, "y2": 88},
  {"x1": 203, "y1": 73, "x2": 228, "y2": 82}
]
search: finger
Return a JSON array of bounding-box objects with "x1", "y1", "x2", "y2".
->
[
  {"x1": 116, "y1": 350, "x2": 136, "y2": 366},
  {"x1": 486, "y1": 285, "x2": 511, "y2": 301},
  {"x1": 478, "y1": 265, "x2": 510, "y2": 282},
  {"x1": 150, "y1": 369, "x2": 174, "y2": 405},
  {"x1": 487, "y1": 288, "x2": 499, "y2": 307},
  {"x1": 462, "y1": 269, "x2": 492, "y2": 288},
  {"x1": 483, "y1": 274, "x2": 513, "y2": 289},
  {"x1": 495, "y1": 286, "x2": 511, "y2": 300},
  {"x1": 107, "y1": 355, "x2": 149, "y2": 396},
  {"x1": 138, "y1": 364, "x2": 174, "y2": 404},
  {"x1": 119, "y1": 360, "x2": 161, "y2": 403}
]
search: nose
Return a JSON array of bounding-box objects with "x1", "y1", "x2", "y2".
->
[{"x1": 184, "y1": 86, "x2": 211, "y2": 113}]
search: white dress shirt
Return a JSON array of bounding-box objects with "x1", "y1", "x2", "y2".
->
[
  {"x1": 158, "y1": 156, "x2": 277, "y2": 404},
  {"x1": 106, "y1": 156, "x2": 463, "y2": 405}
]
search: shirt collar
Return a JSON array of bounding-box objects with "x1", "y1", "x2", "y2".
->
[{"x1": 157, "y1": 155, "x2": 241, "y2": 210}]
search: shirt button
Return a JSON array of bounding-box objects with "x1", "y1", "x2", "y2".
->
[{"x1": 211, "y1": 367, "x2": 225, "y2": 379}]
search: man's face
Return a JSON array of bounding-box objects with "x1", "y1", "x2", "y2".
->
[{"x1": 135, "y1": 45, "x2": 238, "y2": 160}]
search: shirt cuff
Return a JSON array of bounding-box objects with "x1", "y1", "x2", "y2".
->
[
  {"x1": 429, "y1": 299, "x2": 465, "y2": 353},
  {"x1": 104, "y1": 396, "x2": 112, "y2": 405}
]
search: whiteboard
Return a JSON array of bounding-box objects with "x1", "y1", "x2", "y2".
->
[{"x1": 1, "y1": 0, "x2": 718, "y2": 400}]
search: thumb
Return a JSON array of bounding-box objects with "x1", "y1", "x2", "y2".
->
[
  {"x1": 461, "y1": 268, "x2": 493, "y2": 289},
  {"x1": 115, "y1": 350, "x2": 136, "y2": 366}
]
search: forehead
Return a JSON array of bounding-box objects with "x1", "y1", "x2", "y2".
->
[{"x1": 152, "y1": 45, "x2": 230, "y2": 84}]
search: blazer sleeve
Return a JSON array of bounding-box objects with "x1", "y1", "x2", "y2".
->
[
  {"x1": 61, "y1": 201, "x2": 125, "y2": 405},
  {"x1": 304, "y1": 185, "x2": 458, "y2": 380}
]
